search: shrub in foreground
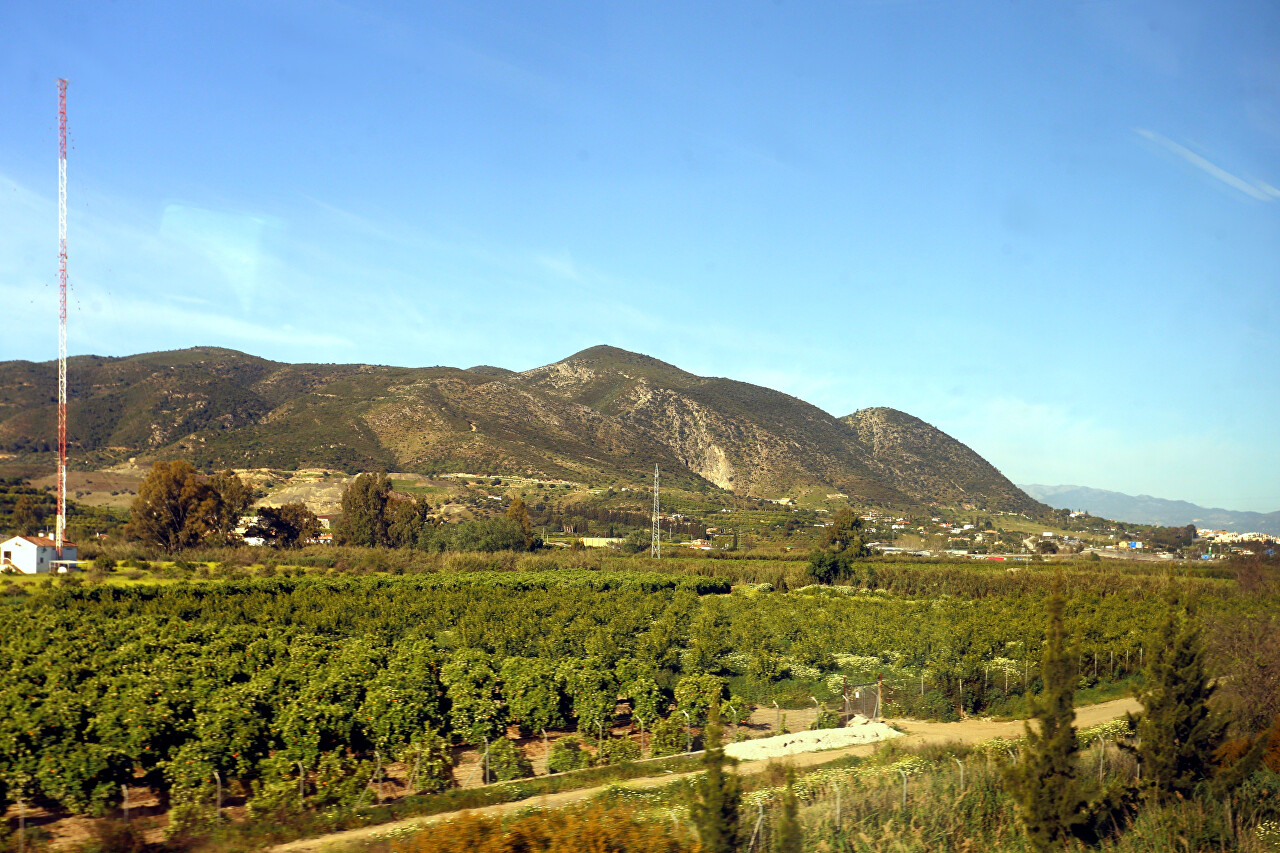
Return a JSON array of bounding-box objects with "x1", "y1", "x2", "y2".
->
[{"x1": 385, "y1": 802, "x2": 695, "y2": 853}]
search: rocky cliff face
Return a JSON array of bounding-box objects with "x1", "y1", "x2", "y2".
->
[{"x1": 515, "y1": 347, "x2": 912, "y2": 505}]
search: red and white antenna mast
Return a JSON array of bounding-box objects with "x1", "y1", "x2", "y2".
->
[{"x1": 56, "y1": 78, "x2": 68, "y2": 556}]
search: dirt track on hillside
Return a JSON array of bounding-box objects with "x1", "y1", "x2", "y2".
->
[{"x1": 271, "y1": 696, "x2": 1141, "y2": 852}]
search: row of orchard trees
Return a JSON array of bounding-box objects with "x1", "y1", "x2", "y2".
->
[
  {"x1": 0, "y1": 624, "x2": 729, "y2": 823},
  {"x1": 0, "y1": 573, "x2": 1209, "y2": 823},
  {"x1": 0, "y1": 578, "x2": 742, "y2": 825}
]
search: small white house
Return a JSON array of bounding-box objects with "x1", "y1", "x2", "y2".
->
[{"x1": 0, "y1": 535, "x2": 79, "y2": 574}]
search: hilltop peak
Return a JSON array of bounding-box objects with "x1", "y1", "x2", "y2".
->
[
  {"x1": 558, "y1": 345, "x2": 685, "y2": 373},
  {"x1": 848, "y1": 406, "x2": 923, "y2": 425},
  {"x1": 466, "y1": 365, "x2": 515, "y2": 378}
]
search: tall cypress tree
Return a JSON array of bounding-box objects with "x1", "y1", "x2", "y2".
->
[
  {"x1": 506, "y1": 496, "x2": 534, "y2": 550},
  {"x1": 336, "y1": 472, "x2": 391, "y2": 547},
  {"x1": 1008, "y1": 591, "x2": 1085, "y2": 851},
  {"x1": 771, "y1": 766, "x2": 802, "y2": 853},
  {"x1": 690, "y1": 704, "x2": 741, "y2": 853},
  {"x1": 1130, "y1": 597, "x2": 1225, "y2": 801}
]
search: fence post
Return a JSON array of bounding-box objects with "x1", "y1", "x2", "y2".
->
[
  {"x1": 213, "y1": 770, "x2": 222, "y2": 824},
  {"x1": 836, "y1": 782, "x2": 842, "y2": 829},
  {"x1": 1097, "y1": 737, "x2": 1105, "y2": 783},
  {"x1": 748, "y1": 801, "x2": 765, "y2": 852},
  {"x1": 953, "y1": 757, "x2": 964, "y2": 790},
  {"x1": 122, "y1": 784, "x2": 129, "y2": 822},
  {"x1": 297, "y1": 760, "x2": 306, "y2": 801},
  {"x1": 899, "y1": 768, "x2": 908, "y2": 808}
]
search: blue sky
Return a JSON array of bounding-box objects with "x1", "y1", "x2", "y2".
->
[{"x1": 2, "y1": 1, "x2": 1277, "y2": 511}]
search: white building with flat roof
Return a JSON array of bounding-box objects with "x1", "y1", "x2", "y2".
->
[{"x1": 1, "y1": 535, "x2": 79, "y2": 574}]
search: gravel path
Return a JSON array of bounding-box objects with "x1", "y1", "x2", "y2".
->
[
  {"x1": 724, "y1": 715, "x2": 901, "y2": 762},
  {"x1": 271, "y1": 696, "x2": 1140, "y2": 853}
]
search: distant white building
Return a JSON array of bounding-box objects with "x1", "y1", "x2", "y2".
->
[
  {"x1": 581, "y1": 537, "x2": 626, "y2": 548},
  {"x1": 1, "y1": 535, "x2": 79, "y2": 574}
]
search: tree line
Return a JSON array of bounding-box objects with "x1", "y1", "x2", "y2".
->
[{"x1": 121, "y1": 466, "x2": 544, "y2": 554}]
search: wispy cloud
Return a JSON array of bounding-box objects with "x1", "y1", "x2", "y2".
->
[
  {"x1": 534, "y1": 252, "x2": 585, "y2": 284},
  {"x1": 0, "y1": 170, "x2": 354, "y2": 359},
  {"x1": 1135, "y1": 128, "x2": 1277, "y2": 201},
  {"x1": 159, "y1": 204, "x2": 282, "y2": 312},
  {"x1": 100, "y1": 290, "x2": 352, "y2": 350},
  {"x1": 1256, "y1": 180, "x2": 1280, "y2": 200}
]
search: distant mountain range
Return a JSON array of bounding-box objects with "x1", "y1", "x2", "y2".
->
[
  {"x1": 1020, "y1": 484, "x2": 1280, "y2": 536},
  {"x1": 0, "y1": 345, "x2": 1043, "y2": 513}
]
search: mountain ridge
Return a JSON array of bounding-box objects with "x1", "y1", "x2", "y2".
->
[
  {"x1": 0, "y1": 345, "x2": 1042, "y2": 512},
  {"x1": 1020, "y1": 484, "x2": 1280, "y2": 535}
]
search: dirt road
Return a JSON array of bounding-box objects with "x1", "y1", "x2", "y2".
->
[{"x1": 271, "y1": 696, "x2": 1140, "y2": 853}]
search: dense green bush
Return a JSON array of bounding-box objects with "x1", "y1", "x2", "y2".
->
[
  {"x1": 650, "y1": 714, "x2": 689, "y2": 757},
  {"x1": 595, "y1": 735, "x2": 642, "y2": 766},
  {"x1": 485, "y1": 737, "x2": 533, "y2": 782},
  {"x1": 547, "y1": 737, "x2": 591, "y2": 773},
  {"x1": 398, "y1": 730, "x2": 455, "y2": 793}
]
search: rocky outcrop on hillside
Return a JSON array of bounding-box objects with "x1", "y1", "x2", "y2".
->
[{"x1": 841, "y1": 407, "x2": 1040, "y2": 512}]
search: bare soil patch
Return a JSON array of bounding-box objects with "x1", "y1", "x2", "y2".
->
[{"x1": 29, "y1": 470, "x2": 144, "y2": 509}]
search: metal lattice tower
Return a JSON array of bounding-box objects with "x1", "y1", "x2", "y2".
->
[
  {"x1": 650, "y1": 465, "x2": 660, "y2": 559},
  {"x1": 56, "y1": 78, "x2": 68, "y2": 557}
]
